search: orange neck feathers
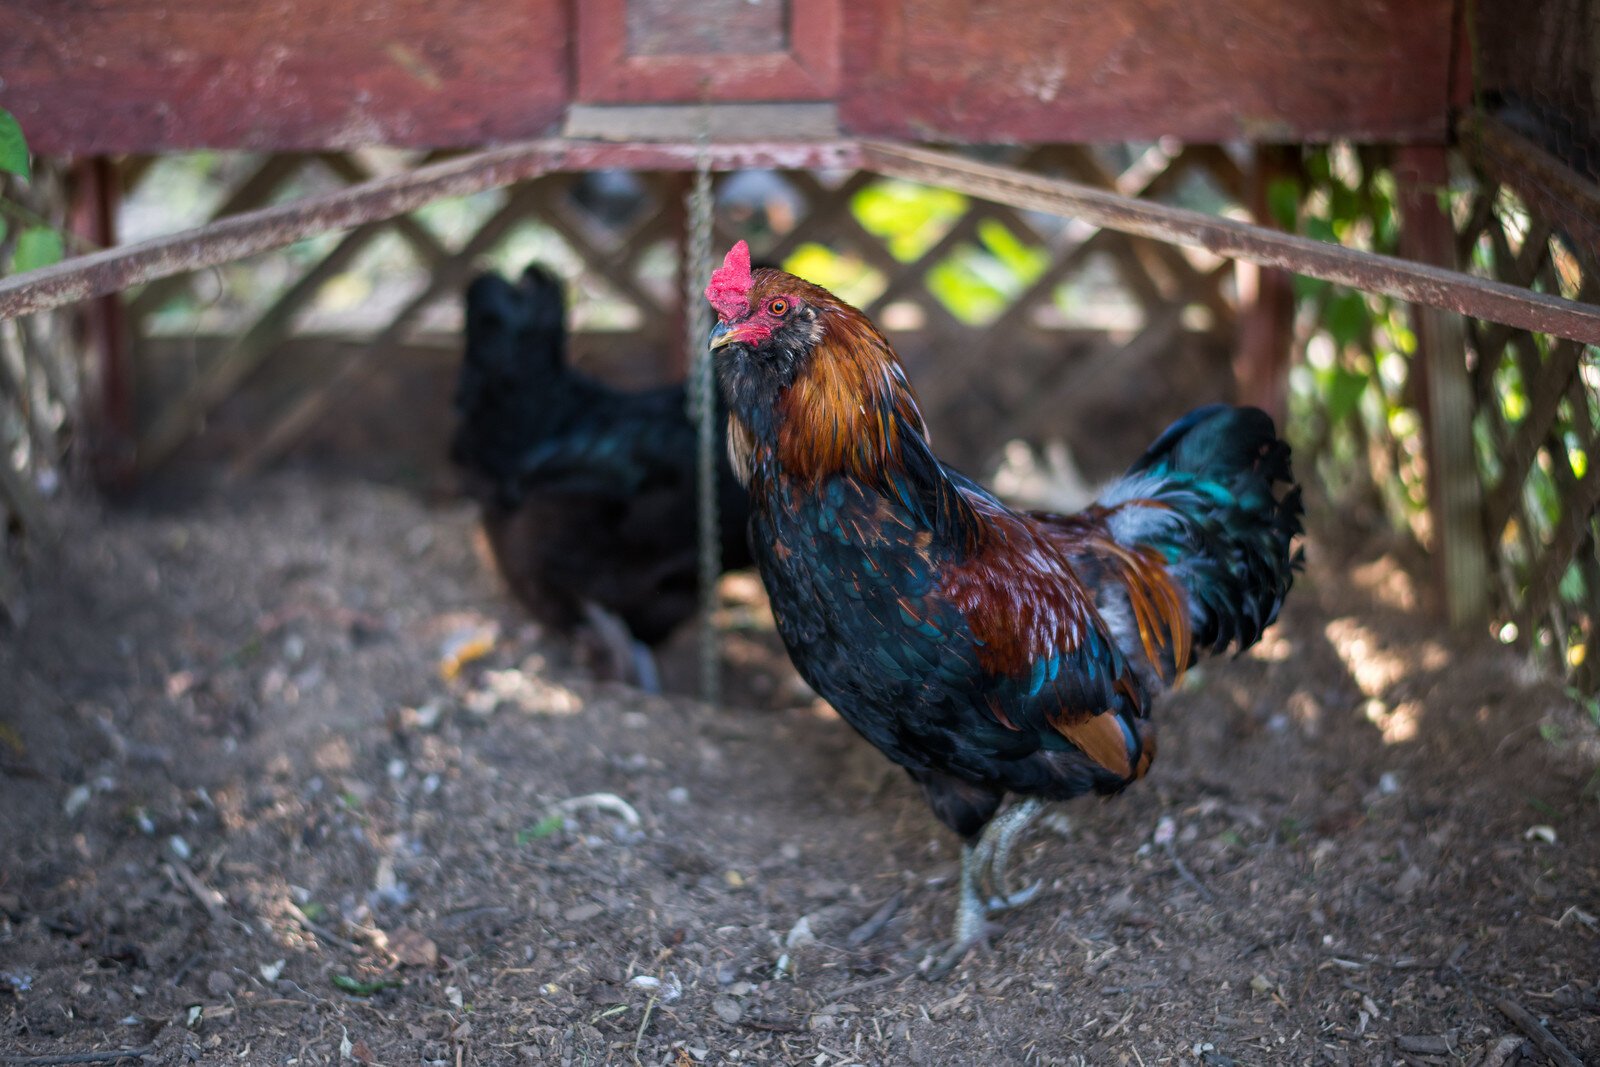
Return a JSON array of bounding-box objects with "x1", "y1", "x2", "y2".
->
[{"x1": 770, "y1": 305, "x2": 931, "y2": 487}]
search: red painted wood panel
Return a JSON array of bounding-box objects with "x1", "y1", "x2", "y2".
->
[
  {"x1": 0, "y1": 1, "x2": 570, "y2": 154},
  {"x1": 840, "y1": 0, "x2": 1454, "y2": 143},
  {"x1": 577, "y1": 0, "x2": 840, "y2": 103},
  {"x1": 0, "y1": 0, "x2": 1452, "y2": 152}
]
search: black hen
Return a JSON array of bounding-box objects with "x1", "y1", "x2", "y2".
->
[{"x1": 451, "y1": 264, "x2": 751, "y2": 686}]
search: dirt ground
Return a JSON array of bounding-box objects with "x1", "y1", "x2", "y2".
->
[{"x1": 2, "y1": 471, "x2": 1597, "y2": 1067}]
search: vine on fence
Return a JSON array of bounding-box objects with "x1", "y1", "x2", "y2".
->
[
  {"x1": 0, "y1": 108, "x2": 75, "y2": 622},
  {"x1": 1280, "y1": 144, "x2": 1598, "y2": 689}
]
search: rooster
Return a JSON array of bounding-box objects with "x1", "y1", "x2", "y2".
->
[
  {"x1": 704, "y1": 241, "x2": 1302, "y2": 971},
  {"x1": 451, "y1": 263, "x2": 751, "y2": 689}
]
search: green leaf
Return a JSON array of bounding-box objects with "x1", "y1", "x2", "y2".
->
[
  {"x1": 1318, "y1": 367, "x2": 1370, "y2": 424},
  {"x1": 516, "y1": 813, "x2": 565, "y2": 844},
  {"x1": 0, "y1": 109, "x2": 28, "y2": 179},
  {"x1": 1324, "y1": 290, "x2": 1371, "y2": 349},
  {"x1": 1559, "y1": 560, "x2": 1586, "y2": 603},
  {"x1": 1304, "y1": 217, "x2": 1339, "y2": 245},
  {"x1": 1266, "y1": 177, "x2": 1300, "y2": 231},
  {"x1": 13, "y1": 227, "x2": 62, "y2": 273},
  {"x1": 331, "y1": 974, "x2": 403, "y2": 997},
  {"x1": 1292, "y1": 274, "x2": 1330, "y2": 301}
]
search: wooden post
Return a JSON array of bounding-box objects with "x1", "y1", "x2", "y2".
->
[
  {"x1": 662, "y1": 172, "x2": 693, "y2": 382},
  {"x1": 67, "y1": 157, "x2": 134, "y2": 489},
  {"x1": 1233, "y1": 145, "x2": 1298, "y2": 422},
  {"x1": 1396, "y1": 145, "x2": 1491, "y2": 629}
]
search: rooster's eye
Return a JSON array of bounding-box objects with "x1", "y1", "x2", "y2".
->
[{"x1": 767, "y1": 298, "x2": 789, "y2": 316}]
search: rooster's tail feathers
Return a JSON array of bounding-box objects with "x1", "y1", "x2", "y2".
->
[{"x1": 1101, "y1": 405, "x2": 1303, "y2": 659}]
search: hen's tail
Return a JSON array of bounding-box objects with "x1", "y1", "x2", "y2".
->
[
  {"x1": 451, "y1": 265, "x2": 568, "y2": 498},
  {"x1": 1103, "y1": 404, "x2": 1303, "y2": 658}
]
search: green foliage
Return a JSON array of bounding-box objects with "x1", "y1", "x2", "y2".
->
[
  {"x1": 782, "y1": 243, "x2": 885, "y2": 309},
  {"x1": 1266, "y1": 177, "x2": 1300, "y2": 231},
  {"x1": 516, "y1": 812, "x2": 566, "y2": 844},
  {"x1": 332, "y1": 974, "x2": 403, "y2": 997},
  {"x1": 1323, "y1": 290, "x2": 1371, "y2": 350},
  {"x1": 0, "y1": 109, "x2": 28, "y2": 180},
  {"x1": 1316, "y1": 366, "x2": 1369, "y2": 424},
  {"x1": 1, "y1": 109, "x2": 69, "y2": 276},
  {"x1": 924, "y1": 221, "x2": 1047, "y2": 327},
  {"x1": 852, "y1": 179, "x2": 966, "y2": 262},
  {"x1": 12, "y1": 226, "x2": 62, "y2": 272},
  {"x1": 1286, "y1": 147, "x2": 1594, "y2": 686}
]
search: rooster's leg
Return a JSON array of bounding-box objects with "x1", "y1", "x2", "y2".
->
[
  {"x1": 975, "y1": 798, "x2": 1043, "y2": 911},
  {"x1": 923, "y1": 843, "x2": 998, "y2": 979},
  {"x1": 928, "y1": 800, "x2": 1046, "y2": 978}
]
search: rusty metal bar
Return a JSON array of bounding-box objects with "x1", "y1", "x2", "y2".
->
[
  {"x1": 0, "y1": 140, "x2": 865, "y2": 324},
  {"x1": 6, "y1": 136, "x2": 1600, "y2": 349},
  {"x1": 860, "y1": 140, "x2": 1600, "y2": 345}
]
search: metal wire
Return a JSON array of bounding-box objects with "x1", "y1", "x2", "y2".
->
[{"x1": 684, "y1": 133, "x2": 720, "y2": 708}]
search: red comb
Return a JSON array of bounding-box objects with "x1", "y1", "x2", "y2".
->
[{"x1": 705, "y1": 240, "x2": 753, "y2": 323}]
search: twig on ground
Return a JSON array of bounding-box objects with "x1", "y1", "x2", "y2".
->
[
  {"x1": 737, "y1": 1016, "x2": 802, "y2": 1033},
  {"x1": 294, "y1": 912, "x2": 364, "y2": 955},
  {"x1": 1165, "y1": 846, "x2": 1216, "y2": 901},
  {"x1": 552, "y1": 792, "x2": 642, "y2": 827},
  {"x1": 829, "y1": 969, "x2": 915, "y2": 1001},
  {"x1": 1153, "y1": 815, "x2": 1215, "y2": 901},
  {"x1": 1492, "y1": 995, "x2": 1584, "y2": 1067},
  {"x1": 0, "y1": 1046, "x2": 153, "y2": 1065},
  {"x1": 845, "y1": 892, "x2": 904, "y2": 947},
  {"x1": 164, "y1": 861, "x2": 227, "y2": 924},
  {"x1": 631, "y1": 993, "x2": 658, "y2": 1065}
]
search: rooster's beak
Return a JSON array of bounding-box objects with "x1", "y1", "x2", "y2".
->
[{"x1": 708, "y1": 321, "x2": 735, "y2": 350}]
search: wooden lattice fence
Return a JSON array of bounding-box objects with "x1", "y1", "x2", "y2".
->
[
  {"x1": 1460, "y1": 139, "x2": 1600, "y2": 691},
  {"x1": 1280, "y1": 136, "x2": 1599, "y2": 690},
  {"x1": 0, "y1": 161, "x2": 76, "y2": 623},
  {"x1": 122, "y1": 143, "x2": 1249, "y2": 480}
]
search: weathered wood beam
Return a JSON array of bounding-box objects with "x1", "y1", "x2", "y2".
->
[
  {"x1": 6, "y1": 136, "x2": 1600, "y2": 354},
  {"x1": 0, "y1": 141, "x2": 864, "y2": 324},
  {"x1": 127, "y1": 154, "x2": 310, "y2": 321},
  {"x1": 859, "y1": 141, "x2": 1600, "y2": 345},
  {"x1": 1234, "y1": 145, "x2": 1300, "y2": 420},
  {"x1": 1397, "y1": 145, "x2": 1491, "y2": 630},
  {"x1": 68, "y1": 158, "x2": 135, "y2": 488}
]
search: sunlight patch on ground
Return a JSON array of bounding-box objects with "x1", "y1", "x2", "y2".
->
[
  {"x1": 1347, "y1": 558, "x2": 1420, "y2": 612},
  {"x1": 1324, "y1": 618, "x2": 1409, "y2": 696},
  {"x1": 462, "y1": 669, "x2": 584, "y2": 717},
  {"x1": 1363, "y1": 698, "x2": 1421, "y2": 744},
  {"x1": 1324, "y1": 617, "x2": 1449, "y2": 702},
  {"x1": 1247, "y1": 629, "x2": 1295, "y2": 663}
]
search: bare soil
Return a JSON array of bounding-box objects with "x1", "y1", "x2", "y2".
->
[{"x1": 2, "y1": 472, "x2": 1597, "y2": 1067}]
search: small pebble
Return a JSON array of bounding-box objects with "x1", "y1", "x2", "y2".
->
[{"x1": 712, "y1": 996, "x2": 743, "y2": 1024}]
